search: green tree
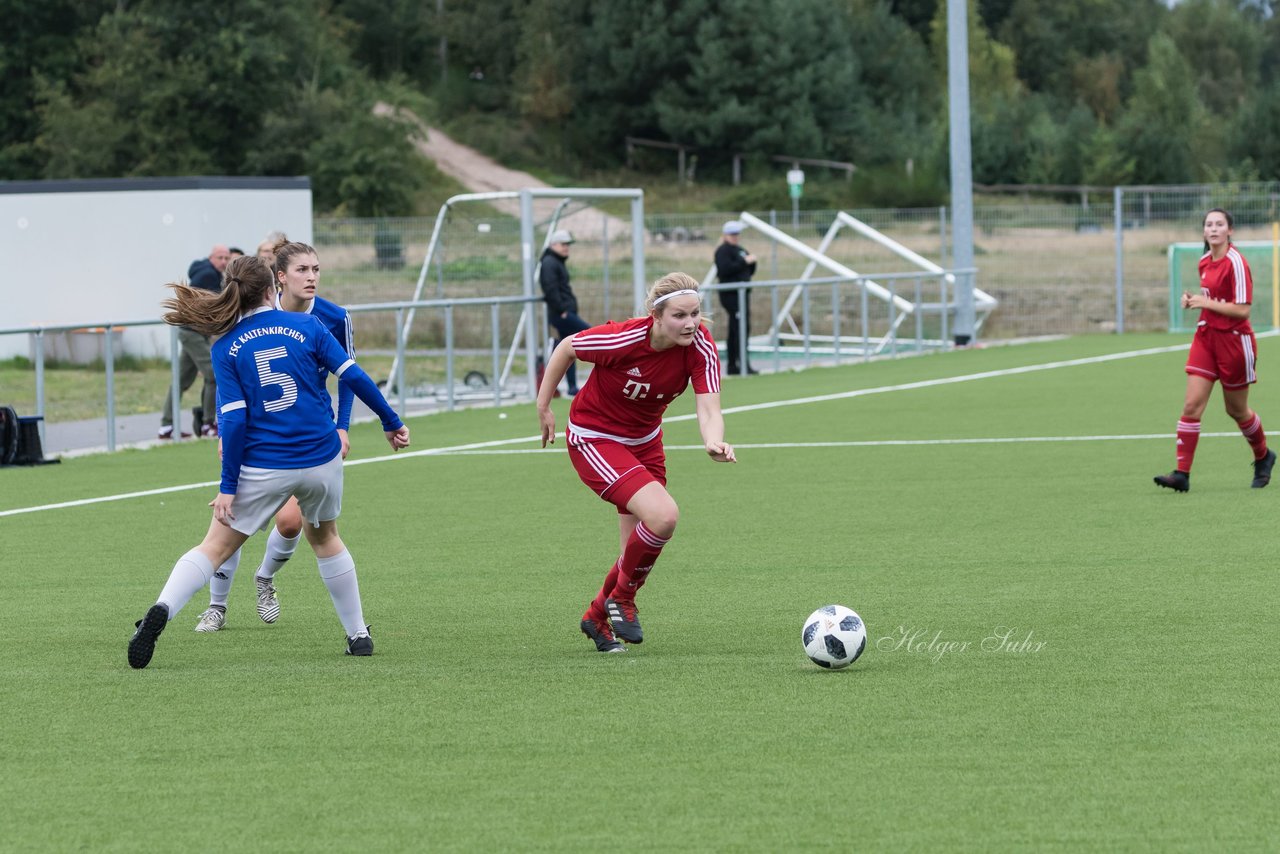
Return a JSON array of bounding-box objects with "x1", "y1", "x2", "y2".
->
[
  {"x1": 1117, "y1": 33, "x2": 1206, "y2": 183},
  {"x1": 569, "y1": 0, "x2": 708, "y2": 163},
  {"x1": 0, "y1": 0, "x2": 112, "y2": 178},
  {"x1": 997, "y1": 0, "x2": 1165, "y2": 103},
  {"x1": 652, "y1": 0, "x2": 864, "y2": 161},
  {"x1": 1080, "y1": 123, "x2": 1135, "y2": 185},
  {"x1": 1163, "y1": 0, "x2": 1262, "y2": 117},
  {"x1": 443, "y1": 0, "x2": 528, "y2": 89},
  {"x1": 846, "y1": 0, "x2": 939, "y2": 167},
  {"x1": 36, "y1": 0, "x2": 332, "y2": 178},
  {"x1": 1229, "y1": 78, "x2": 1280, "y2": 177},
  {"x1": 335, "y1": 0, "x2": 442, "y2": 85}
]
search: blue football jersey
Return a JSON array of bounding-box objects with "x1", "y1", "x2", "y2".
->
[
  {"x1": 213, "y1": 307, "x2": 401, "y2": 493},
  {"x1": 275, "y1": 292, "x2": 355, "y2": 430}
]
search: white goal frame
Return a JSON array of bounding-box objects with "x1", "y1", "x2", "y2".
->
[{"x1": 388, "y1": 188, "x2": 646, "y2": 398}]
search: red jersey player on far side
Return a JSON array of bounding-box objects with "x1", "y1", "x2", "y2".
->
[{"x1": 1154, "y1": 207, "x2": 1275, "y2": 493}]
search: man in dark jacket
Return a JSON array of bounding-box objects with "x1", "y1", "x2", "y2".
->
[
  {"x1": 159, "y1": 244, "x2": 229, "y2": 438},
  {"x1": 713, "y1": 220, "x2": 757, "y2": 375},
  {"x1": 539, "y1": 229, "x2": 590, "y2": 395}
]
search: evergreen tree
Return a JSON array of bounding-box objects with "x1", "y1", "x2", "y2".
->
[
  {"x1": 0, "y1": 0, "x2": 112, "y2": 178},
  {"x1": 1117, "y1": 33, "x2": 1205, "y2": 183},
  {"x1": 652, "y1": 0, "x2": 864, "y2": 161},
  {"x1": 1163, "y1": 0, "x2": 1262, "y2": 118},
  {"x1": 846, "y1": 0, "x2": 939, "y2": 167}
]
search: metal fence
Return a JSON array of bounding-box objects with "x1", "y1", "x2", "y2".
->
[
  {"x1": 308, "y1": 182, "x2": 1280, "y2": 341},
  {"x1": 6, "y1": 181, "x2": 1280, "y2": 451},
  {"x1": 1, "y1": 268, "x2": 965, "y2": 451}
]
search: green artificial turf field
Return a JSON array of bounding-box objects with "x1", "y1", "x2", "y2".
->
[{"x1": 2, "y1": 334, "x2": 1276, "y2": 850}]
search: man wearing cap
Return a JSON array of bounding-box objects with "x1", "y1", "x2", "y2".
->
[
  {"x1": 539, "y1": 229, "x2": 590, "y2": 395},
  {"x1": 158, "y1": 244, "x2": 230, "y2": 438},
  {"x1": 714, "y1": 220, "x2": 758, "y2": 375}
]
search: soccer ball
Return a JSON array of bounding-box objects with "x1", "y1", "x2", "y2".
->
[{"x1": 802, "y1": 605, "x2": 867, "y2": 669}]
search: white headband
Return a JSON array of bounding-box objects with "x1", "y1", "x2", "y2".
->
[{"x1": 653, "y1": 288, "x2": 699, "y2": 306}]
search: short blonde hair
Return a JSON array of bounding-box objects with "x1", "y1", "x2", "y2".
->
[{"x1": 645, "y1": 271, "x2": 703, "y2": 316}]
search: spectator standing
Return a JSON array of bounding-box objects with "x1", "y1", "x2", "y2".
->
[
  {"x1": 159, "y1": 244, "x2": 230, "y2": 438},
  {"x1": 713, "y1": 221, "x2": 758, "y2": 375},
  {"x1": 539, "y1": 229, "x2": 590, "y2": 395}
]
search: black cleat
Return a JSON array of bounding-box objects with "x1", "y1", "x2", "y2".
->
[
  {"x1": 580, "y1": 618, "x2": 626, "y2": 653},
  {"x1": 605, "y1": 596, "x2": 644, "y2": 644},
  {"x1": 1252, "y1": 448, "x2": 1276, "y2": 488},
  {"x1": 1154, "y1": 470, "x2": 1190, "y2": 492},
  {"x1": 128, "y1": 603, "x2": 169, "y2": 669},
  {"x1": 345, "y1": 630, "x2": 374, "y2": 656}
]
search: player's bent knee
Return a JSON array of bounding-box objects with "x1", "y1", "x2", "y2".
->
[{"x1": 646, "y1": 504, "x2": 680, "y2": 538}]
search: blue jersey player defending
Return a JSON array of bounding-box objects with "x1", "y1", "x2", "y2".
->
[
  {"x1": 194, "y1": 240, "x2": 358, "y2": 632},
  {"x1": 128, "y1": 255, "x2": 410, "y2": 669}
]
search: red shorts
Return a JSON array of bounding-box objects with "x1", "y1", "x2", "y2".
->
[
  {"x1": 1186, "y1": 326, "x2": 1258, "y2": 390},
  {"x1": 567, "y1": 430, "x2": 666, "y2": 512}
]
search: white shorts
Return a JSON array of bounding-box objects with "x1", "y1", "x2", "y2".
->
[{"x1": 229, "y1": 453, "x2": 344, "y2": 535}]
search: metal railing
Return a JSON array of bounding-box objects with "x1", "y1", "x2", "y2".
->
[{"x1": 2, "y1": 267, "x2": 971, "y2": 454}]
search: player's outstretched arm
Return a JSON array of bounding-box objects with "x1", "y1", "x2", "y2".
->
[
  {"x1": 536, "y1": 337, "x2": 577, "y2": 447},
  {"x1": 695, "y1": 392, "x2": 736, "y2": 463}
]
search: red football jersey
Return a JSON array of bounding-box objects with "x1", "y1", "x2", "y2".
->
[
  {"x1": 1198, "y1": 245, "x2": 1253, "y2": 333},
  {"x1": 567, "y1": 317, "x2": 721, "y2": 442}
]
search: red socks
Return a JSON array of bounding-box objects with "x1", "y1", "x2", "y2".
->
[
  {"x1": 611, "y1": 522, "x2": 670, "y2": 599},
  {"x1": 585, "y1": 522, "x2": 672, "y2": 623},
  {"x1": 1238, "y1": 413, "x2": 1268, "y2": 460},
  {"x1": 1175, "y1": 418, "x2": 1200, "y2": 473}
]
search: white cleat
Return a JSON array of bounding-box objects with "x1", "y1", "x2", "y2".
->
[
  {"x1": 194, "y1": 606, "x2": 226, "y2": 633},
  {"x1": 256, "y1": 577, "x2": 280, "y2": 623}
]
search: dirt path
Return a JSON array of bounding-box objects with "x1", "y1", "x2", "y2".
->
[{"x1": 375, "y1": 103, "x2": 633, "y2": 240}]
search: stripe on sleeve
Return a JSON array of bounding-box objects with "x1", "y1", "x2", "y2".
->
[{"x1": 1228, "y1": 248, "x2": 1249, "y2": 304}]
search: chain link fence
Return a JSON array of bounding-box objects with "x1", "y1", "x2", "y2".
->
[{"x1": 313, "y1": 182, "x2": 1280, "y2": 348}]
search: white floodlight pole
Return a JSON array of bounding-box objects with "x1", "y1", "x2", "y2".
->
[{"x1": 947, "y1": 0, "x2": 976, "y2": 345}]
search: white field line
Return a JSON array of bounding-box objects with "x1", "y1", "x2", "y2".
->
[{"x1": 0, "y1": 340, "x2": 1221, "y2": 518}]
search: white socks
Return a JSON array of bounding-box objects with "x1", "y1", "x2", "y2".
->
[
  {"x1": 209, "y1": 548, "x2": 242, "y2": 608},
  {"x1": 316, "y1": 550, "x2": 367, "y2": 638},
  {"x1": 208, "y1": 528, "x2": 300, "y2": 608},
  {"x1": 156, "y1": 549, "x2": 215, "y2": 618},
  {"x1": 256, "y1": 527, "x2": 300, "y2": 580}
]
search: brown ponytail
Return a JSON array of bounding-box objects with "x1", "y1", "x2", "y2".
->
[{"x1": 162, "y1": 255, "x2": 275, "y2": 337}]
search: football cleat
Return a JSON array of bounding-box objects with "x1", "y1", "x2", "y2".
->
[
  {"x1": 1251, "y1": 448, "x2": 1275, "y2": 488},
  {"x1": 580, "y1": 618, "x2": 626, "y2": 653},
  {"x1": 345, "y1": 630, "x2": 373, "y2": 656},
  {"x1": 1153, "y1": 470, "x2": 1190, "y2": 493},
  {"x1": 128, "y1": 603, "x2": 170, "y2": 669},
  {"x1": 193, "y1": 606, "x2": 226, "y2": 633},
  {"x1": 605, "y1": 596, "x2": 643, "y2": 644},
  {"x1": 255, "y1": 577, "x2": 280, "y2": 623}
]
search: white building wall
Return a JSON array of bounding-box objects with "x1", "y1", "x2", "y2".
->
[{"x1": 0, "y1": 177, "x2": 312, "y2": 359}]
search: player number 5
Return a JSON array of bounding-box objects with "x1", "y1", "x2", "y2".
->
[{"x1": 254, "y1": 346, "x2": 298, "y2": 412}]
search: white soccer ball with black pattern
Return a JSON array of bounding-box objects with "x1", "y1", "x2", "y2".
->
[{"x1": 802, "y1": 605, "x2": 867, "y2": 669}]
